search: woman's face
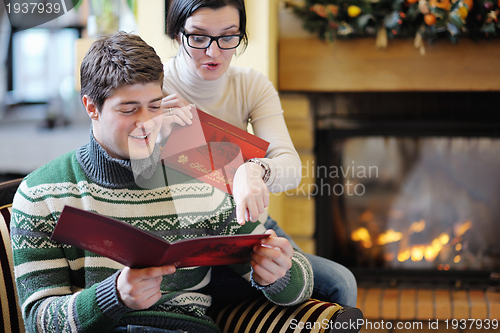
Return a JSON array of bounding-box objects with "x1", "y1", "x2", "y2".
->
[{"x1": 181, "y1": 6, "x2": 240, "y2": 81}]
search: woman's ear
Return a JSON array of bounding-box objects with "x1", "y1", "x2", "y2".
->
[{"x1": 82, "y1": 95, "x2": 99, "y2": 120}]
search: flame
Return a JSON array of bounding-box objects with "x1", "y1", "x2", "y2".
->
[
  {"x1": 394, "y1": 232, "x2": 451, "y2": 263},
  {"x1": 351, "y1": 227, "x2": 372, "y2": 248},
  {"x1": 384, "y1": 252, "x2": 395, "y2": 261},
  {"x1": 455, "y1": 220, "x2": 472, "y2": 237},
  {"x1": 454, "y1": 255, "x2": 461, "y2": 263},
  {"x1": 359, "y1": 211, "x2": 374, "y2": 223},
  {"x1": 398, "y1": 249, "x2": 411, "y2": 262},
  {"x1": 411, "y1": 246, "x2": 425, "y2": 261},
  {"x1": 439, "y1": 233, "x2": 449, "y2": 245},
  {"x1": 425, "y1": 244, "x2": 440, "y2": 262},
  {"x1": 455, "y1": 243, "x2": 462, "y2": 251},
  {"x1": 377, "y1": 229, "x2": 403, "y2": 245},
  {"x1": 409, "y1": 219, "x2": 426, "y2": 234}
]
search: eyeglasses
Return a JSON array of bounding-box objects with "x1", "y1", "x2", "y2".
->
[{"x1": 180, "y1": 28, "x2": 243, "y2": 50}]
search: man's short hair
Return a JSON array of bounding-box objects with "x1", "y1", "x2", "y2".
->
[{"x1": 80, "y1": 31, "x2": 164, "y2": 112}]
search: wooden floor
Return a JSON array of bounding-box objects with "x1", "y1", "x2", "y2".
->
[{"x1": 357, "y1": 287, "x2": 500, "y2": 332}]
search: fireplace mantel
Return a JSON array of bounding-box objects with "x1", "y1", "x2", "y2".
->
[{"x1": 278, "y1": 38, "x2": 500, "y2": 92}]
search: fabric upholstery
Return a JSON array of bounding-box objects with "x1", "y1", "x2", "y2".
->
[
  {"x1": 208, "y1": 296, "x2": 363, "y2": 333},
  {"x1": 1, "y1": 177, "x2": 25, "y2": 333},
  {"x1": 0, "y1": 178, "x2": 362, "y2": 332}
]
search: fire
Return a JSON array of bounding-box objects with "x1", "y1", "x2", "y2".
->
[
  {"x1": 455, "y1": 220, "x2": 472, "y2": 237},
  {"x1": 396, "y1": 231, "x2": 451, "y2": 263},
  {"x1": 377, "y1": 229, "x2": 403, "y2": 245},
  {"x1": 409, "y1": 219, "x2": 426, "y2": 234},
  {"x1": 352, "y1": 211, "x2": 473, "y2": 267},
  {"x1": 411, "y1": 246, "x2": 425, "y2": 261},
  {"x1": 398, "y1": 249, "x2": 411, "y2": 262},
  {"x1": 425, "y1": 244, "x2": 439, "y2": 262},
  {"x1": 351, "y1": 227, "x2": 372, "y2": 248},
  {"x1": 439, "y1": 233, "x2": 450, "y2": 245},
  {"x1": 359, "y1": 211, "x2": 374, "y2": 223}
]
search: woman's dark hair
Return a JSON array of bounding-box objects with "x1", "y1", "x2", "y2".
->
[
  {"x1": 80, "y1": 31, "x2": 164, "y2": 112},
  {"x1": 166, "y1": 0, "x2": 248, "y2": 51}
]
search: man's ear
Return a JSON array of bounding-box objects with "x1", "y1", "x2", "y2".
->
[{"x1": 82, "y1": 95, "x2": 99, "y2": 120}]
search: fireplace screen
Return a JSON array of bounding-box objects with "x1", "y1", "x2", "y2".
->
[{"x1": 317, "y1": 136, "x2": 500, "y2": 272}]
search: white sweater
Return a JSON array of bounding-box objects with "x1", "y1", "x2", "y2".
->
[{"x1": 162, "y1": 52, "x2": 301, "y2": 194}]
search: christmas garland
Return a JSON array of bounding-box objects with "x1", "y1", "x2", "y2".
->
[{"x1": 284, "y1": 0, "x2": 500, "y2": 53}]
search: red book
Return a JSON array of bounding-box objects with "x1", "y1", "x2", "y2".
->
[
  {"x1": 51, "y1": 206, "x2": 269, "y2": 269},
  {"x1": 161, "y1": 109, "x2": 269, "y2": 194}
]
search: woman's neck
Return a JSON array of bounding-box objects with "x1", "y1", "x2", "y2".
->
[{"x1": 175, "y1": 50, "x2": 227, "y2": 98}]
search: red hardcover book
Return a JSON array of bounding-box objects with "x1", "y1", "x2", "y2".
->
[
  {"x1": 160, "y1": 109, "x2": 269, "y2": 194},
  {"x1": 51, "y1": 206, "x2": 269, "y2": 269}
]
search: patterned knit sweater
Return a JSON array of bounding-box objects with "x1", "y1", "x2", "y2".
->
[{"x1": 10, "y1": 134, "x2": 313, "y2": 333}]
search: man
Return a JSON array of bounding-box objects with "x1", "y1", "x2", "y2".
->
[{"x1": 11, "y1": 32, "x2": 313, "y2": 333}]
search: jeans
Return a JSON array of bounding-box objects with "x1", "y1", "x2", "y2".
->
[
  {"x1": 204, "y1": 216, "x2": 358, "y2": 307},
  {"x1": 110, "y1": 326, "x2": 187, "y2": 333},
  {"x1": 264, "y1": 217, "x2": 358, "y2": 307}
]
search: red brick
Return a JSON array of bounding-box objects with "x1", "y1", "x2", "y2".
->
[
  {"x1": 363, "y1": 288, "x2": 383, "y2": 319},
  {"x1": 399, "y1": 289, "x2": 416, "y2": 320},
  {"x1": 417, "y1": 289, "x2": 434, "y2": 320},
  {"x1": 357, "y1": 287, "x2": 367, "y2": 309},
  {"x1": 486, "y1": 290, "x2": 500, "y2": 320},
  {"x1": 452, "y1": 290, "x2": 470, "y2": 320},
  {"x1": 435, "y1": 289, "x2": 452, "y2": 320},
  {"x1": 381, "y1": 288, "x2": 399, "y2": 320},
  {"x1": 469, "y1": 290, "x2": 488, "y2": 320}
]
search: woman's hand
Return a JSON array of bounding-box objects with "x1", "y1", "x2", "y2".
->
[
  {"x1": 117, "y1": 265, "x2": 176, "y2": 310},
  {"x1": 232, "y1": 162, "x2": 269, "y2": 225},
  {"x1": 251, "y1": 229, "x2": 293, "y2": 286},
  {"x1": 157, "y1": 94, "x2": 194, "y2": 143}
]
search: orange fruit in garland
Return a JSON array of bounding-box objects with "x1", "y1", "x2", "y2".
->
[
  {"x1": 347, "y1": 5, "x2": 362, "y2": 17},
  {"x1": 407, "y1": 0, "x2": 418, "y2": 4},
  {"x1": 458, "y1": 6, "x2": 469, "y2": 19},
  {"x1": 424, "y1": 13, "x2": 437, "y2": 25},
  {"x1": 430, "y1": 0, "x2": 452, "y2": 10}
]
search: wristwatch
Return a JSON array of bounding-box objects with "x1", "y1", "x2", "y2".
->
[{"x1": 246, "y1": 158, "x2": 271, "y2": 183}]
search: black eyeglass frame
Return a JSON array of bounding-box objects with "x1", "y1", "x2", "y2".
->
[{"x1": 180, "y1": 28, "x2": 244, "y2": 50}]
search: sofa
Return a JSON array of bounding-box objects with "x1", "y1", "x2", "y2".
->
[{"x1": 0, "y1": 178, "x2": 362, "y2": 333}]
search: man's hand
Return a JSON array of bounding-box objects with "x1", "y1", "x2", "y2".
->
[
  {"x1": 232, "y1": 162, "x2": 270, "y2": 225},
  {"x1": 251, "y1": 230, "x2": 293, "y2": 286},
  {"x1": 117, "y1": 265, "x2": 176, "y2": 310}
]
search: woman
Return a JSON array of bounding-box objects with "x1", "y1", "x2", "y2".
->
[{"x1": 161, "y1": 0, "x2": 357, "y2": 307}]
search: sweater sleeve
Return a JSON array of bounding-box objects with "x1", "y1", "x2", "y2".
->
[
  {"x1": 250, "y1": 248, "x2": 314, "y2": 306},
  {"x1": 10, "y1": 180, "x2": 132, "y2": 333},
  {"x1": 245, "y1": 69, "x2": 302, "y2": 193},
  {"x1": 227, "y1": 217, "x2": 314, "y2": 306}
]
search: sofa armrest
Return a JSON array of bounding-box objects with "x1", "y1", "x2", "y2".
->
[{"x1": 207, "y1": 296, "x2": 363, "y2": 333}]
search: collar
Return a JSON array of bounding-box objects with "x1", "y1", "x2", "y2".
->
[{"x1": 76, "y1": 129, "x2": 161, "y2": 189}]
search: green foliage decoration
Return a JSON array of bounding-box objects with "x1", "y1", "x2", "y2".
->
[{"x1": 285, "y1": 0, "x2": 500, "y2": 50}]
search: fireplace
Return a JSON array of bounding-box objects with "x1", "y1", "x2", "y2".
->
[{"x1": 312, "y1": 92, "x2": 500, "y2": 288}]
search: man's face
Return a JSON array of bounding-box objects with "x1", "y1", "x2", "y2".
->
[{"x1": 88, "y1": 82, "x2": 164, "y2": 160}]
